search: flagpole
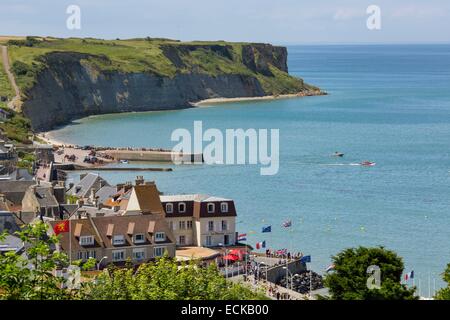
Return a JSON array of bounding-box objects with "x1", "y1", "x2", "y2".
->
[
  {"x1": 428, "y1": 271, "x2": 431, "y2": 299},
  {"x1": 69, "y1": 219, "x2": 72, "y2": 265},
  {"x1": 417, "y1": 279, "x2": 421, "y2": 298},
  {"x1": 309, "y1": 269, "x2": 312, "y2": 299}
]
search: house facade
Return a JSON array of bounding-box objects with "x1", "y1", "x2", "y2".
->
[
  {"x1": 160, "y1": 195, "x2": 237, "y2": 248},
  {"x1": 48, "y1": 214, "x2": 176, "y2": 268}
]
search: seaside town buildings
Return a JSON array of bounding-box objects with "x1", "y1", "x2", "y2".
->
[{"x1": 0, "y1": 162, "x2": 241, "y2": 267}]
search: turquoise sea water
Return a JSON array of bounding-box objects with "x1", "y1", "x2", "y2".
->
[{"x1": 52, "y1": 45, "x2": 450, "y2": 295}]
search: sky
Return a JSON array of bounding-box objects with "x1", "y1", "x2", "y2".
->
[{"x1": 1, "y1": 0, "x2": 449, "y2": 44}]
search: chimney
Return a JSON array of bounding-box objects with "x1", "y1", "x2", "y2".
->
[
  {"x1": 135, "y1": 176, "x2": 144, "y2": 185},
  {"x1": 90, "y1": 188, "x2": 96, "y2": 201}
]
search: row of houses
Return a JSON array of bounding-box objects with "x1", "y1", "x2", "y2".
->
[{"x1": 1, "y1": 172, "x2": 240, "y2": 268}]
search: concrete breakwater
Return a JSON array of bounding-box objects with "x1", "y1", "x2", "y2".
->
[
  {"x1": 103, "y1": 149, "x2": 203, "y2": 163},
  {"x1": 54, "y1": 163, "x2": 172, "y2": 172}
]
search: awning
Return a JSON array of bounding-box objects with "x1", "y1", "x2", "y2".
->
[{"x1": 223, "y1": 254, "x2": 239, "y2": 261}]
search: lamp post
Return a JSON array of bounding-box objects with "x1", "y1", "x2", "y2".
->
[
  {"x1": 97, "y1": 256, "x2": 108, "y2": 270},
  {"x1": 219, "y1": 242, "x2": 227, "y2": 279},
  {"x1": 282, "y1": 266, "x2": 293, "y2": 291}
]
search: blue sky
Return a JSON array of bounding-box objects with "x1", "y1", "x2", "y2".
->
[{"x1": 1, "y1": 0, "x2": 449, "y2": 44}]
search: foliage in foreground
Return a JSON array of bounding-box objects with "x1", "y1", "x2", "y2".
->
[
  {"x1": 434, "y1": 264, "x2": 450, "y2": 300},
  {"x1": 0, "y1": 222, "x2": 265, "y2": 300},
  {"x1": 85, "y1": 257, "x2": 266, "y2": 300},
  {"x1": 323, "y1": 246, "x2": 417, "y2": 300},
  {"x1": 0, "y1": 223, "x2": 69, "y2": 300}
]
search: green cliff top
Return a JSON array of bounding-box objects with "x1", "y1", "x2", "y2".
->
[{"x1": 1, "y1": 36, "x2": 318, "y2": 95}]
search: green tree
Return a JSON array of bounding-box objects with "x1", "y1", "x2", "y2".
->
[
  {"x1": 434, "y1": 264, "x2": 450, "y2": 300},
  {"x1": 0, "y1": 222, "x2": 70, "y2": 300},
  {"x1": 323, "y1": 246, "x2": 417, "y2": 300},
  {"x1": 84, "y1": 255, "x2": 266, "y2": 300}
]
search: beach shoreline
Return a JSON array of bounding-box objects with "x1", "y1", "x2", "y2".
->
[{"x1": 191, "y1": 90, "x2": 325, "y2": 107}]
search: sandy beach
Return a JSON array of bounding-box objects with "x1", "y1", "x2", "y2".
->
[
  {"x1": 36, "y1": 132, "x2": 68, "y2": 147},
  {"x1": 191, "y1": 91, "x2": 324, "y2": 107}
]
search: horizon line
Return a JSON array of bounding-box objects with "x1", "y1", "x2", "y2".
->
[{"x1": 1, "y1": 34, "x2": 449, "y2": 46}]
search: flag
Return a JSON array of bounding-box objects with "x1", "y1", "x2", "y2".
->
[
  {"x1": 256, "y1": 241, "x2": 266, "y2": 249},
  {"x1": 53, "y1": 220, "x2": 69, "y2": 235},
  {"x1": 276, "y1": 249, "x2": 287, "y2": 255},
  {"x1": 326, "y1": 264, "x2": 335, "y2": 272},
  {"x1": 262, "y1": 225, "x2": 272, "y2": 233},
  {"x1": 405, "y1": 270, "x2": 414, "y2": 281},
  {"x1": 300, "y1": 255, "x2": 311, "y2": 263},
  {"x1": 237, "y1": 234, "x2": 247, "y2": 241},
  {"x1": 282, "y1": 220, "x2": 292, "y2": 228}
]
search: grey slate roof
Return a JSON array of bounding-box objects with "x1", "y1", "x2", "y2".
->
[
  {"x1": 0, "y1": 181, "x2": 35, "y2": 204},
  {"x1": 95, "y1": 186, "x2": 117, "y2": 204},
  {"x1": 0, "y1": 211, "x2": 21, "y2": 233},
  {"x1": 35, "y1": 187, "x2": 59, "y2": 207},
  {"x1": 67, "y1": 173, "x2": 110, "y2": 198},
  {"x1": 0, "y1": 235, "x2": 24, "y2": 254}
]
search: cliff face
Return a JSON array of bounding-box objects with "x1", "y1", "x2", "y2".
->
[{"x1": 15, "y1": 41, "x2": 317, "y2": 131}]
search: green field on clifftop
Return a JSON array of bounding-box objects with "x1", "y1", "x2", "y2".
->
[{"x1": 1, "y1": 36, "x2": 316, "y2": 96}]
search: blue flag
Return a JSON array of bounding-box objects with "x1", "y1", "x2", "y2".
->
[
  {"x1": 300, "y1": 255, "x2": 311, "y2": 263},
  {"x1": 262, "y1": 225, "x2": 272, "y2": 233}
]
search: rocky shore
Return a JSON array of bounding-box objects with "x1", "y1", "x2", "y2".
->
[{"x1": 278, "y1": 271, "x2": 324, "y2": 294}]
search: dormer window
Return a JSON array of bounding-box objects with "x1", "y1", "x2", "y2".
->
[
  {"x1": 166, "y1": 203, "x2": 173, "y2": 213},
  {"x1": 133, "y1": 233, "x2": 145, "y2": 244},
  {"x1": 155, "y1": 232, "x2": 165, "y2": 242},
  {"x1": 178, "y1": 202, "x2": 186, "y2": 213},
  {"x1": 220, "y1": 202, "x2": 228, "y2": 213},
  {"x1": 113, "y1": 235, "x2": 125, "y2": 245},
  {"x1": 79, "y1": 235, "x2": 94, "y2": 246},
  {"x1": 207, "y1": 203, "x2": 215, "y2": 213}
]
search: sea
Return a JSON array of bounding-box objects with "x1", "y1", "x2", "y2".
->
[{"x1": 49, "y1": 44, "x2": 450, "y2": 296}]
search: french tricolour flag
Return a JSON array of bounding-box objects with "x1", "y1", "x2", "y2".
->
[
  {"x1": 256, "y1": 241, "x2": 266, "y2": 249},
  {"x1": 404, "y1": 270, "x2": 414, "y2": 281}
]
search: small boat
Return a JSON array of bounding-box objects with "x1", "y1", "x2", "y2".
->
[
  {"x1": 119, "y1": 159, "x2": 129, "y2": 164},
  {"x1": 333, "y1": 152, "x2": 344, "y2": 157},
  {"x1": 360, "y1": 161, "x2": 376, "y2": 166}
]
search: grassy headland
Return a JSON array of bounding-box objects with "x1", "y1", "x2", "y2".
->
[{"x1": 2, "y1": 36, "x2": 318, "y2": 96}]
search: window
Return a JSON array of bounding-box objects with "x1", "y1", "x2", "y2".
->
[
  {"x1": 207, "y1": 203, "x2": 215, "y2": 213},
  {"x1": 154, "y1": 247, "x2": 166, "y2": 257},
  {"x1": 222, "y1": 220, "x2": 227, "y2": 231},
  {"x1": 112, "y1": 250, "x2": 125, "y2": 262},
  {"x1": 77, "y1": 251, "x2": 83, "y2": 260},
  {"x1": 187, "y1": 221, "x2": 193, "y2": 230},
  {"x1": 224, "y1": 235, "x2": 230, "y2": 245},
  {"x1": 208, "y1": 221, "x2": 214, "y2": 232},
  {"x1": 220, "y1": 202, "x2": 228, "y2": 213},
  {"x1": 133, "y1": 248, "x2": 146, "y2": 261},
  {"x1": 205, "y1": 236, "x2": 212, "y2": 246},
  {"x1": 166, "y1": 203, "x2": 173, "y2": 213},
  {"x1": 155, "y1": 232, "x2": 165, "y2": 242},
  {"x1": 84, "y1": 251, "x2": 91, "y2": 260},
  {"x1": 113, "y1": 235, "x2": 125, "y2": 245},
  {"x1": 179, "y1": 221, "x2": 186, "y2": 230},
  {"x1": 79, "y1": 235, "x2": 94, "y2": 246},
  {"x1": 179, "y1": 235, "x2": 186, "y2": 245},
  {"x1": 134, "y1": 233, "x2": 145, "y2": 244},
  {"x1": 178, "y1": 202, "x2": 186, "y2": 213},
  {"x1": 89, "y1": 250, "x2": 96, "y2": 259}
]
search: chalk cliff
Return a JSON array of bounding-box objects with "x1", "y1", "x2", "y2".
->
[{"x1": 7, "y1": 38, "x2": 321, "y2": 131}]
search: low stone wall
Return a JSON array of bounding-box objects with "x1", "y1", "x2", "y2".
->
[
  {"x1": 264, "y1": 259, "x2": 307, "y2": 284},
  {"x1": 104, "y1": 150, "x2": 203, "y2": 163}
]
